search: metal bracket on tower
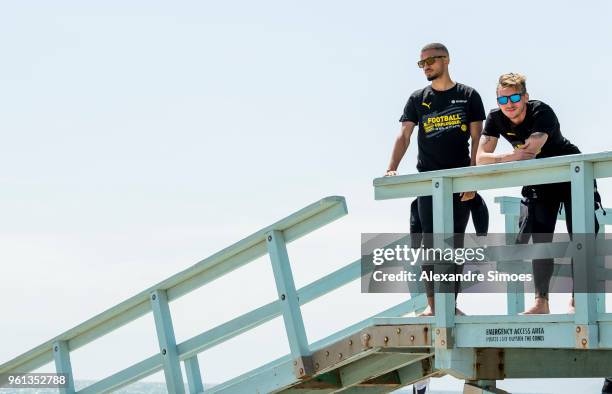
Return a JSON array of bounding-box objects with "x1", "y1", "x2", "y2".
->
[
  {"x1": 434, "y1": 327, "x2": 453, "y2": 349},
  {"x1": 575, "y1": 324, "x2": 598, "y2": 349}
]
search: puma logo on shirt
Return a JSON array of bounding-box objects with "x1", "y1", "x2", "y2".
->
[{"x1": 399, "y1": 83, "x2": 485, "y2": 172}]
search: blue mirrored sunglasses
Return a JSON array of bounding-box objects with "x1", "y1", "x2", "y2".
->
[{"x1": 497, "y1": 93, "x2": 523, "y2": 105}]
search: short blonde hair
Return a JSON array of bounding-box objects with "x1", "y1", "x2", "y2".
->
[{"x1": 497, "y1": 73, "x2": 527, "y2": 93}]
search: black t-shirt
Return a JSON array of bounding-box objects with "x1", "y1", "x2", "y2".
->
[
  {"x1": 483, "y1": 100, "x2": 580, "y2": 199},
  {"x1": 400, "y1": 83, "x2": 485, "y2": 172},
  {"x1": 482, "y1": 100, "x2": 579, "y2": 158}
]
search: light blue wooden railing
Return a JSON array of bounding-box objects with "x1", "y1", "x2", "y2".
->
[
  {"x1": 494, "y1": 196, "x2": 612, "y2": 315},
  {"x1": 3, "y1": 151, "x2": 612, "y2": 393},
  {"x1": 1, "y1": 194, "x2": 431, "y2": 394},
  {"x1": 1, "y1": 196, "x2": 355, "y2": 393},
  {"x1": 374, "y1": 150, "x2": 612, "y2": 351}
]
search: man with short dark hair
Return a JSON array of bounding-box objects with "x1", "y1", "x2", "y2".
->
[
  {"x1": 385, "y1": 43, "x2": 486, "y2": 316},
  {"x1": 477, "y1": 72, "x2": 601, "y2": 314}
]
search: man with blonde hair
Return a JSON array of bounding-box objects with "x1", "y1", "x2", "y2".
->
[{"x1": 476, "y1": 72, "x2": 601, "y2": 314}]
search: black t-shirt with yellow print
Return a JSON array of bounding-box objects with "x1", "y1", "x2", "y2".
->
[
  {"x1": 482, "y1": 100, "x2": 581, "y2": 200},
  {"x1": 482, "y1": 100, "x2": 579, "y2": 158},
  {"x1": 400, "y1": 83, "x2": 485, "y2": 172}
]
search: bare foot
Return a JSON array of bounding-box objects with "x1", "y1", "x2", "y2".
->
[
  {"x1": 568, "y1": 297, "x2": 575, "y2": 314},
  {"x1": 417, "y1": 306, "x2": 466, "y2": 316},
  {"x1": 520, "y1": 297, "x2": 550, "y2": 315},
  {"x1": 418, "y1": 305, "x2": 434, "y2": 316}
]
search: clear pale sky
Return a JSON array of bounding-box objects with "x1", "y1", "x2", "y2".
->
[{"x1": 1, "y1": 1, "x2": 611, "y2": 392}]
